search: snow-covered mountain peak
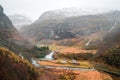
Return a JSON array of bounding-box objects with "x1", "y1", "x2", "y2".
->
[{"x1": 38, "y1": 7, "x2": 112, "y2": 21}]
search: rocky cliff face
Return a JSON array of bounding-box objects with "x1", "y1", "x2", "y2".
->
[
  {"x1": 0, "y1": 5, "x2": 20, "y2": 40},
  {"x1": 0, "y1": 5, "x2": 32, "y2": 54},
  {"x1": 0, "y1": 5, "x2": 3, "y2": 12}
]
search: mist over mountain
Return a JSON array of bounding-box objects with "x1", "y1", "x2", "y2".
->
[
  {"x1": 37, "y1": 8, "x2": 111, "y2": 22},
  {"x1": 0, "y1": 5, "x2": 20, "y2": 40},
  {"x1": 0, "y1": 1, "x2": 120, "y2": 79},
  {"x1": 9, "y1": 14, "x2": 32, "y2": 30},
  {"x1": 20, "y1": 9, "x2": 120, "y2": 47},
  {"x1": 0, "y1": 5, "x2": 38, "y2": 80},
  {"x1": 0, "y1": 5, "x2": 25, "y2": 52},
  {"x1": 0, "y1": 5, "x2": 36, "y2": 55}
]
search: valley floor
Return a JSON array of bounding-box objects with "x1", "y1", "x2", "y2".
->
[
  {"x1": 36, "y1": 45, "x2": 120, "y2": 80},
  {"x1": 37, "y1": 60, "x2": 117, "y2": 80},
  {"x1": 38, "y1": 60, "x2": 93, "y2": 68},
  {"x1": 37, "y1": 68, "x2": 113, "y2": 80}
]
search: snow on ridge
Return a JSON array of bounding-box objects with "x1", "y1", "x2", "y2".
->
[{"x1": 52, "y1": 8, "x2": 112, "y2": 17}]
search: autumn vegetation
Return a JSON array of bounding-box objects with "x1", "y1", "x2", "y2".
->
[
  {"x1": 100, "y1": 47, "x2": 120, "y2": 68},
  {"x1": 0, "y1": 47, "x2": 38, "y2": 80}
]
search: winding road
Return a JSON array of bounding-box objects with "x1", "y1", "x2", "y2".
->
[{"x1": 43, "y1": 65, "x2": 96, "y2": 71}]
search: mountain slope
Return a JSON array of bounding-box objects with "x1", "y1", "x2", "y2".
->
[
  {"x1": 0, "y1": 5, "x2": 20, "y2": 40},
  {"x1": 96, "y1": 26, "x2": 120, "y2": 68},
  {"x1": 0, "y1": 47, "x2": 38, "y2": 80},
  {"x1": 20, "y1": 10, "x2": 120, "y2": 47},
  {"x1": 37, "y1": 8, "x2": 110, "y2": 22},
  {"x1": 0, "y1": 5, "x2": 22, "y2": 48},
  {"x1": 0, "y1": 5, "x2": 35, "y2": 58},
  {"x1": 0, "y1": 5, "x2": 52, "y2": 60}
]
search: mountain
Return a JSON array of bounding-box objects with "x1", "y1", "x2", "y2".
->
[
  {"x1": 0, "y1": 6, "x2": 37, "y2": 78},
  {"x1": 0, "y1": 6, "x2": 22, "y2": 46},
  {"x1": 96, "y1": 11, "x2": 120, "y2": 56},
  {"x1": 0, "y1": 5, "x2": 21, "y2": 41},
  {"x1": 9, "y1": 14, "x2": 32, "y2": 30},
  {"x1": 0, "y1": 5, "x2": 51, "y2": 80},
  {"x1": 37, "y1": 8, "x2": 110, "y2": 22},
  {"x1": 96, "y1": 25, "x2": 120, "y2": 68},
  {"x1": 20, "y1": 9, "x2": 120, "y2": 47},
  {"x1": 0, "y1": 5, "x2": 51, "y2": 60},
  {"x1": 0, "y1": 5, "x2": 24, "y2": 51},
  {"x1": 0, "y1": 5, "x2": 34, "y2": 57}
]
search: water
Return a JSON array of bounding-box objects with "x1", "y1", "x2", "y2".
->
[
  {"x1": 31, "y1": 58, "x2": 40, "y2": 67},
  {"x1": 19, "y1": 53, "x2": 24, "y2": 59},
  {"x1": 109, "y1": 21, "x2": 117, "y2": 32},
  {"x1": 45, "y1": 51, "x2": 54, "y2": 60},
  {"x1": 44, "y1": 66, "x2": 96, "y2": 71},
  {"x1": 85, "y1": 40, "x2": 91, "y2": 46}
]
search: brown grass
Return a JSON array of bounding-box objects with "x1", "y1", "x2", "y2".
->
[
  {"x1": 38, "y1": 60, "x2": 93, "y2": 68},
  {"x1": 49, "y1": 45, "x2": 96, "y2": 54},
  {"x1": 37, "y1": 68, "x2": 113, "y2": 80},
  {"x1": 0, "y1": 47, "x2": 38, "y2": 80}
]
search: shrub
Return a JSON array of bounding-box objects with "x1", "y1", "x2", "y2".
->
[{"x1": 103, "y1": 47, "x2": 120, "y2": 68}]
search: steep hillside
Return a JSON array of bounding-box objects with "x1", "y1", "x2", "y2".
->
[
  {"x1": 0, "y1": 5, "x2": 38, "y2": 59},
  {"x1": 0, "y1": 5, "x2": 23, "y2": 52},
  {"x1": 96, "y1": 26, "x2": 120, "y2": 68},
  {"x1": 0, "y1": 5, "x2": 20, "y2": 40},
  {"x1": 0, "y1": 47, "x2": 38, "y2": 80}
]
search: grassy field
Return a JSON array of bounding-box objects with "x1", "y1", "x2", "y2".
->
[
  {"x1": 38, "y1": 60, "x2": 93, "y2": 68},
  {"x1": 48, "y1": 45, "x2": 96, "y2": 54},
  {"x1": 39, "y1": 45, "x2": 95, "y2": 68}
]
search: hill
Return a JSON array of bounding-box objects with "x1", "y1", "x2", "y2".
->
[{"x1": 0, "y1": 47, "x2": 38, "y2": 80}]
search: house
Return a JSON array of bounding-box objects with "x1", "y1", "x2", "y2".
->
[
  {"x1": 71, "y1": 60, "x2": 80, "y2": 65},
  {"x1": 60, "y1": 60, "x2": 67, "y2": 64}
]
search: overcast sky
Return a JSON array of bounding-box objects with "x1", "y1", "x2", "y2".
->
[{"x1": 1, "y1": 0, "x2": 120, "y2": 21}]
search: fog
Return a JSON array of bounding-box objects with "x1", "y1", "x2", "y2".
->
[{"x1": 1, "y1": 0, "x2": 120, "y2": 21}]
